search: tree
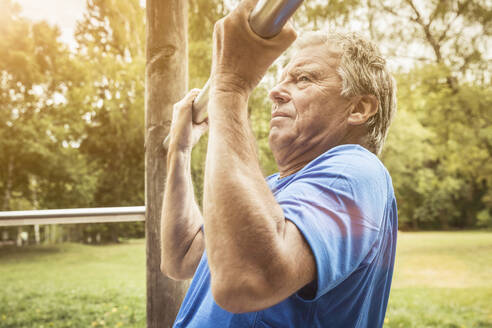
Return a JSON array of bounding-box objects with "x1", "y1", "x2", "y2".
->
[
  {"x1": 2, "y1": 0, "x2": 490, "y2": 240},
  {"x1": 0, "y1": 0, "x2": 96, "y2": 212},
  {"x1": 369, "y1": 0, "x2": 492, "y2": 229},
  {"x1": 368, "y1": 0, "x2": 490, "y2": 83},
  {"x1": 145, "y1": 0, "x2": 190, "y2": 325},
  {"x1": 73, "y1": 0, "x2": 145, "y2": 208},
  {"x1": 57, "y1": 0, "x2": 148, "y2": 242}
]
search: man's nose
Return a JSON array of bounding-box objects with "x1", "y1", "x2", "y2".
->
[{"x1": 269, "y1": 83, "x2": 291, "y2": 106}]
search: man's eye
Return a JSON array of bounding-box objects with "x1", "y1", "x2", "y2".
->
[{"x1": 298, "y1": 75, "x2": 310, "y2": 82}]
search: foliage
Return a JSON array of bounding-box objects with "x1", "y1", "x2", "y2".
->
[
  {"x1": 0, "y1": 0, "x2": 97, "y2": 213},
  {"x1": 72, "y1": 0, "x2": 145, "y2": 207},
  {"x1": 68, "y1": 0, "x2": 147, "y2": 241},
  {"x1": 0, "y1": 0, "x2": 490, "y2": 235},
  {"x1": 367, "y1": 0, "x2": 492, "y2": 229},
  {"x1": 366, "y1": 0, "x2": 491, "y2": 82},
  {"x1": 382, "y1": 64, "x2": 492, "y2": 229},
  {"x1": 0, "y1": 0, "x2": 146, "y2": 242}
]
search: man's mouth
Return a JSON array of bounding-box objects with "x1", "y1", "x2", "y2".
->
[{"x1": 271, "y1": 112, "x2": 290, "y2": 119}]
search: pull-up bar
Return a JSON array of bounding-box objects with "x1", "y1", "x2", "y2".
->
[
  {"x1": 163, "y1": 0, "x2": 304, "y2": 148},
  {"x1": 0, "y1": 207, "x2": 146, "y2": 226}
]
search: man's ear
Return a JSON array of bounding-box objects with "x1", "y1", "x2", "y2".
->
[{"x1": 347, "y1": 95, "x2": 378, "y2": 125}]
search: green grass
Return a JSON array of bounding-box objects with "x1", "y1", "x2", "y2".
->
[
  {"x1": 1, "y1": 232, "x2": 491, "y2": 327},
  {"x1": 0, "y1": 240, "x2": 146, "y2": 328},
  {"x1": 385, "y1": 231, "x2": 492, "y2": 328}
]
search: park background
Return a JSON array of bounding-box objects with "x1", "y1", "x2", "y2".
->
[{"x1": 0, "y1": 0, "x2": 491, "y2": 326}]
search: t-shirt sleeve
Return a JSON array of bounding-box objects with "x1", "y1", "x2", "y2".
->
[{"x1": 274, "y1": 154, "x2": 388, "y2": 301}]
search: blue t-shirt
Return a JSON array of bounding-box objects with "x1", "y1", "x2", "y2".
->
[{"x1": 173, "y1": 144, "x2": 398, "y2": 328}]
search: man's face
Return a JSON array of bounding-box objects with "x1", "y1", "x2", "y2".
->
[{"x1": 268, "y1": 43, "x2": 353, "y2": 162}]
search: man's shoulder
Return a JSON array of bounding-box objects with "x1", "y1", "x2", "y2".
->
[
  {"x1": 266, "y1": 144, "x2": 394, "y2": 200},
  {"x1": 303, "y1": 144, "x2": 389, "y2": 181}
]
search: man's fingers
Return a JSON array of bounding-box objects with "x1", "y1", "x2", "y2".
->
[
  {"x1": 183, "y1": 88, "x2": 201, "y2": 107},
  {"x1": 172, "y1": 89, "x2": 201, "y2": 129},
  {"x1": 174, "y1": 89, "x2": 201, "y2": 113},
  {"x1": 262, "y1": 20, "x2": 297, "y2": 49},
  {"x1": 279, "y1": 21, "x2": 297, "y2": 44}
]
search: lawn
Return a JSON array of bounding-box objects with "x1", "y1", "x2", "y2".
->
[
  {"x1": 0, "y1": 240, "x2": 146, "y2": 328},
  {"x1": 0, "y1": 232, "x2": 491, "y2": 327},
  {"x1": 385, "y1": 231, "x2": 492, "y2": 328}
]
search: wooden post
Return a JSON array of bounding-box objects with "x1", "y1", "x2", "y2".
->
[{"x1": 145, "y1": 0, "x2": 189, "y2": 327}]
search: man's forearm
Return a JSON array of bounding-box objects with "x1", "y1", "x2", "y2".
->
[
  {"x1": 161, "y1": 147, "x2": 203, "y2": 279},
  {"x1": 204, "y1": 92, "x2": 286, "y2": 288}
]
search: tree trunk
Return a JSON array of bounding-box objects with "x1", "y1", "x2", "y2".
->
[
  {"x1": 145, "y1": 0, "x2": 189, "y2": 327},
  {"x1": 31, "y1": 175, "x2": 41, "y2": 244},
  {"x1": 50, "y1": 225, "x2": 58, "y2": 244},
  {"x1": 34, "y1": 225, "x2": 40, "y2": 245},
  {"x1": 16, "y1": 227, "x2": 22, "y2": 247},
  {"x1": 3, "y1": 157, "x2": 13, "y2": 211}
]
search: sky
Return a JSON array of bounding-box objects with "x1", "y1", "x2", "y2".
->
[
  {"x1": 16, "y1": 0, "x2": 86, "y2": 49},
  {"x1": 14, "y1": 0, "x2": 414, "y2": 71},
  {"x1": 13, "y1": 0, "x2": 489, "y2": 80}
]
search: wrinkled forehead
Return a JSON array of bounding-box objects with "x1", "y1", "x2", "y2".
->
[{"x1": 280, "y1": 43, "x2": 343, "y2": 80}]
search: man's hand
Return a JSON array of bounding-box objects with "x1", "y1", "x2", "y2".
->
[
  {"x1": 168, "y1": 89, "x2": 209, "y2": 153},
  {"x1": 161, "y1": 92, "x2": 206, "y2": 281},
  {"x1": 211, "y1": 0, "x2": 297, "y2": 98}
]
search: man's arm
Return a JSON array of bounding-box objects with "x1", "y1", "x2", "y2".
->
[
  {"x1": 160, "y1": 147, "x2": 204, "y2": 280},
  {"x1": 160, "y1": 90, "x2": 207, "y2": 281},
  {"x1": 204, "y1": 91, "x2": 316, "y2": 313},
  {"x1": 202, "y1": 0, "x2": 316, "y2": 311}
]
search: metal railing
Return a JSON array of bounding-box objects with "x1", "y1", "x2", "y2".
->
[{"x1": 0, "y1": 206, "x2": 145, "y2": 227}]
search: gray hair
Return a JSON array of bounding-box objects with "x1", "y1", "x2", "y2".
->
[{"x1": 296, "y1": 32, "x2": 397, "y2": 155}]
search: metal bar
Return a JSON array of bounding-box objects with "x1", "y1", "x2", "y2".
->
[
  {"x1": 0, "y1": 206, "x2": 145, "y2": 227},
  {"x1": 163, "y1": 0, "x2": 305, "y2": 149},
  {"x1": 249, "y1": 0, "x2": 304, "y2": 38}
]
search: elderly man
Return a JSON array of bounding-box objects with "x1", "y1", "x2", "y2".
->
[{"x1": 161, "y1": 0, "x2": 398, "y2": 327}]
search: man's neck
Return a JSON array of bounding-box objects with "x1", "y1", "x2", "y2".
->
[
  {"x1": 274, "y1": 133, "x2": 368, "y2": 179},
  {"x1": 277, "y1": 160, "x2": 311, "y2": 179},
  {"x1": 275, "y1": 142, "x2": 332, "y2": 179}
]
